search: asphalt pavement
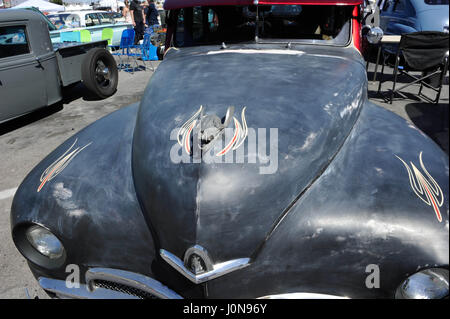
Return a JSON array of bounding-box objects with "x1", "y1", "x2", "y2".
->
[
  {"x1": 0, "y1": 59, "x2": 447, "y2": 299},
  {"x1": 0, "y1": 62, "x2": 160, "y2": 298}
]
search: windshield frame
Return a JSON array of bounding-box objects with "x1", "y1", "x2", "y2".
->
[{"x1": 170, "y1": 4, "x2": 354, "y2": 48}]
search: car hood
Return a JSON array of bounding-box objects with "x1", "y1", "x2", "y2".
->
[{"x1": 132, "y1": 45, "x2": 367, "y2": 264}]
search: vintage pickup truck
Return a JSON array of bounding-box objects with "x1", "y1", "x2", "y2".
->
[{"x1": 0, "y1": 9, "x2": 118, "y2": 124}]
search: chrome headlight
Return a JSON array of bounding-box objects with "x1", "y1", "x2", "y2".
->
[
  {"x1": 26, "y1": 225, "x2": 64, "y2": 259},
  {"x1": 396, "y1": 268, "x2": 449, "y2": 299}
]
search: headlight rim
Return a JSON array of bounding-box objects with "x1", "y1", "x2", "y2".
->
[
  {"x1": 26, "y1": 224, "x2": 65, "y2": 260},
  {"x1": 395, "y1": 267, "x2": 449, "y2": 299},
  {"x1": 13, "y1": 222, "x2": 67, "y2": 270}
]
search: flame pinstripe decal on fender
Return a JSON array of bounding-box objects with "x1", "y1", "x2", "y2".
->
[
  {"x1": 37, "y1": 139, "x2": 92, "y2": 193},
  {"x1": 396, "y1": 152, "x2": 444, "y2": 222}
]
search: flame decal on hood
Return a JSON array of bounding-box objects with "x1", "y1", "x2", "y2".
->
[
  {"x1": 396, "y1": 152, "x2": 444, "y2": 222},
  {"x1": 37, "y1": 139, "x2": 92, "y2": 193},
  {"x1": 177, "y1": 106, "x2": 248, "y2": 156}
]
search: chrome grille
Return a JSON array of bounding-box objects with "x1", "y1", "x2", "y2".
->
[{"x1": 92, "y1": 280, "x2": 160, "y2": 299}]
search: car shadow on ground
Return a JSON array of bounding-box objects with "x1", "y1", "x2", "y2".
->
[
  {"x1": 368, "y1": 87, "x2": 426, "y2": 103},
  {"x1": 0, "y1": 103, "x2": 63, "y2": 136},
  {"x1": 0, "y1": 83, "x2": 108, "y2": 136},
  {"x1": 61, "y1": 82, "x2": 108, "y2": 103}
]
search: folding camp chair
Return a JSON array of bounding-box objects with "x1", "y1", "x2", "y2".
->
[
  {"x1": 377, "y1": 31, "x2": 449, "y2": 104},
  {"x1": 140, "y1": 33, "x2": 157, "y2": 71},
  {"x1": 121, "y1": 33, "x2": 154, "y2": 72},
  {"x1": 111, "y1": 29, "x2": 136, "y2": 72}
]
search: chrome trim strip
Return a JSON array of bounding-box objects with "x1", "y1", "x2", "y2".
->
[
  {"x1": 85, "y1": 268, "x2": 183, "y2": 299},
  {"x1": 160, "y1": 249, "x2": 250, "y2": 284},
  {"x1": 38, "y1": 277, "x2": 138, "y2": 299},
  {"x1": 258, "y1": 293, "x2": 350, "y2": 299},
  {"x1": 38, "y1": 267, "x2": 183, "y2": 299}
]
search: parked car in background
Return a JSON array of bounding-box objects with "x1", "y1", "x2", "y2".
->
[
  {"x1": 47, "y1": 13, "x2": 71, "y2": 29},
  {"x1": 378, "y1": 0, "x2": 449, "y2": 34},
  {"x1": 49, "y1": 10, "x2": 132, "y2": 46},
  {"x1": 10, "y1": 1, "x2": 448, "y2": 299},
  {"x1": 0, "y1": 10, "x2": 118, "y2": 123}
]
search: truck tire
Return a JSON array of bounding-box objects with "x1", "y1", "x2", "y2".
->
[{"x1": 81, "y1": 48, "x2": 118, "y2": 99}]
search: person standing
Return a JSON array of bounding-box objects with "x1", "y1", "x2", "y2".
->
[
  {"x1": 146, "y1": 0, "x2": 160, "y2": 27},
  {"x1": 122, "y1": 0, "x2": 132, "y2": 24},
  {"x1": 130, "y1": 0, "x2": 147, "y2": 44}
]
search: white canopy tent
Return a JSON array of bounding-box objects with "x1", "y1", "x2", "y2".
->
[
  {"x1": 14, "y1": 0, "x2": 66, "y2": 12},
  {"x1": 98, "y1": 0, "x2": 124, "y2": 11}
]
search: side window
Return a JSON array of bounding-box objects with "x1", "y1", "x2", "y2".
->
[
  {"x1": 98, "y1": 13, "x2": 113, "y2": 24},
  {"x1": 207, "y1": 9, "x2": 219, "y2": 33},
  {"x1": 174, "y1": 7, "x2": 220, "y2": 47},
  {"x1": 175, "y1": 9, "x2": 186, "y2": 47},
  {"x1": 393, "y1": 0, "x2": 406, "y2": 13},
  {"x1": 192, "y1": 7, "x2": 204, "y2": 41},
  {"x1": 85, "y1": 14, "x2": 100, "y2": 26},
  {"x1": 0, "y1": 25, "x2": 30, "y2": 59},
  {"x1": 66, "y1": 14, "x2": 81, "y2": 28},
  {"x1": 380, "y1": 0, "x2": 394, "y2": 11}
]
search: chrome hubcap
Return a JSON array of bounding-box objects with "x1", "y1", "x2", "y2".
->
[{"x1": 95, "y1": 60, "x2": 111, "y2": 86}]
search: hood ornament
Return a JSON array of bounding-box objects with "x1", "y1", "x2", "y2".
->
[
  {"x1": 160, "y1": 245, "x2": 250, "y2": 284},
  {"x1": 184, "y1": 246, "x2": 213, "y2": 275},
  {"x1": 177, "y1": 105, "x2": 248, "y2": 156}
]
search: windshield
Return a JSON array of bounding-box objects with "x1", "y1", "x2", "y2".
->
[{"x1": 173, "y1": 5, "x2": 353, "y2": 47}]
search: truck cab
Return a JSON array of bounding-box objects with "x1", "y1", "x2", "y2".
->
[
  {"x1": 0, "y1": 9, "x2": 60, "y2": 123},
  {"x1": 0, "y1": 9, "x2": 118, "y2": 124}
]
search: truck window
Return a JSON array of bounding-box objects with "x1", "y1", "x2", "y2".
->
[{"x1": 0, "y1": 25, "x2": 30, "y2": 59}]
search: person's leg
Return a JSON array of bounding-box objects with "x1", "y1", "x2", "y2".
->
[
  {"x1": 138, "y1": 22, "x2": 145, "y2": 42},
  {"x1": 133, "y1": 26, "x2": 140, "y2": 44}
]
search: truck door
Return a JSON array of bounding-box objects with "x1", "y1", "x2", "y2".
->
[{"x1": 0, "y1": 23, "x2": 46, "y2": 123}]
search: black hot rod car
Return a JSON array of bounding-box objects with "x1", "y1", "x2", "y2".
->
[{"x1": 11, "y1": 0, "x2": 449, "y2": 299}]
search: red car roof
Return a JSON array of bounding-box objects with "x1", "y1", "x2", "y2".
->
[{"x1": 164, "y1": 0, "x2": 363, "y2": 10}]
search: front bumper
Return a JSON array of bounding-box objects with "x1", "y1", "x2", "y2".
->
[{"x1": 38, "y1": 267, "x2": 183, "y2": 299}]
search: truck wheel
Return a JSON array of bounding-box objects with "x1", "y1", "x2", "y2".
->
[{"x1": 81, "y1": 48, "x2": 118, "y2": 99}]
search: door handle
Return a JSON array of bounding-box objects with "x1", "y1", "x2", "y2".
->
[{"x1": 35, "y1": 57, "x2": 44, "y2": 69}]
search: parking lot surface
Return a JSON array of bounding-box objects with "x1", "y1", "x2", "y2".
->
[{"x1": 0, "y1": 60, "x2": 447, "y2": 299}]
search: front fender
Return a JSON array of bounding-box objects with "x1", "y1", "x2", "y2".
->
[
  {"x1": 205, "y1": 102, "x2": 449, "y2": 298},
  {"x1": 10, "y1": 104, "x2": 156, "y2": 281}
]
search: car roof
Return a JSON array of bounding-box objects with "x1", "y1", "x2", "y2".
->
[
  {"x1": 65, "y1": 10, "x2": 110, "y2": 15},
  {"x1": 0, "y1": 8, "x2": 44, "y2": 23},
  {"x1": 164, "y1": 0, "x2": 363, "y2": 10}
]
